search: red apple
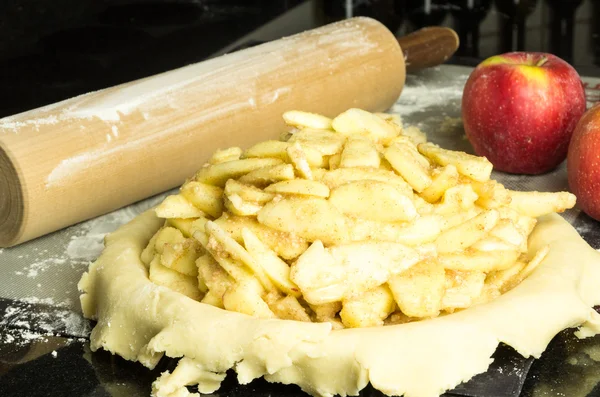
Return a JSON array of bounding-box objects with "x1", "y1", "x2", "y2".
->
[
  {"x1": 568, "y1": 104, "x2": 600, "y2": 220},
  {"x1": 462, "y1": 52, "x2": 586, "y2": 174}
]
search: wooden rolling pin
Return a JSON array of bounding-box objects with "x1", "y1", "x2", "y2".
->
[{"x1": 0, "y1": 18, "x2": 459, "y2": 247}]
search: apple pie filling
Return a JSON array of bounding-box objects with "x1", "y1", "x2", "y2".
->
[{"x1": 139, "y1": 109, "x2": 575, "y2": 328}]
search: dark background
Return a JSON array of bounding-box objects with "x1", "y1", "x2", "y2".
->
[{"x1": 0, "y1": 0, "x2": 597, "y2": 118}]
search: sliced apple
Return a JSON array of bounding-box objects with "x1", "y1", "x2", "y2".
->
[
  {"x1": 155, "y1": 195, "x2": 205, "y2": 219},
  {"x1": 241, "y1": 228, "x2": 300, "y2": 297}
]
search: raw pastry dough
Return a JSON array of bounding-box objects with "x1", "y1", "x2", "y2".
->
[{"x1": 79, "y1": 208, "x2": 600, "y2": 397}]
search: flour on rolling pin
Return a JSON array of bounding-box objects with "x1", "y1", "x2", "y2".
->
[
  {"x1": 0, "y1": 19, "x2": 381, "y2": 138},
  {"x1": 1, "y1": 21, "x2": 379, "y2": 131},
  {"x1": 0, "y1": 17, "x2": 406, "y2": 248}
]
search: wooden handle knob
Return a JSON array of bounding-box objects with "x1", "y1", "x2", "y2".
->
[
  {"x1": 397, "y1": 27, "x2": 460, "y2": 72},
  {"x1": 0, "y1": 17, "x2": 406, "y2": 248}
]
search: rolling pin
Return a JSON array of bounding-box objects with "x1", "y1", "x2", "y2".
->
[{"x1": 0, "y1": 17, "x2": 459, "y2": 247}]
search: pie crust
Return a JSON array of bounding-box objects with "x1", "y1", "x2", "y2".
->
[{"x1": 78, "y1": 209, "x2": 600, "y2": 397}]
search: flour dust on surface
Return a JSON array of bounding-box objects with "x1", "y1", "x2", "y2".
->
[{"x1": 1, "y1": 192, "x2": 170, "y2": 344}]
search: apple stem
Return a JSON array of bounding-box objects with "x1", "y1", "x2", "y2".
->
[{"x1": 536, "y1": 57, "x2": 548, "y2": 67}]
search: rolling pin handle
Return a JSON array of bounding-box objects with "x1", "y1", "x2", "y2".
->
[{"x1": 397, "y1": 27, "x2": 460, "y2": 72}]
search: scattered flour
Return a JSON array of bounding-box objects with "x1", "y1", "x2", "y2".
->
[
  {"x1": 0, "y1": 115, "x2": 60, "y2": 132},
  {"x1": 4, "y1": 306, "x2": 19, "y2": 317},
  {"x1": 0, "y1": 296, "x2": 90, "y2": 346},
  {"x1": 66, "y1": 213, "x2": 136, "y2": 261},
  {"x1": 20, "y1": 297, "x2": 65, "y2": 306},
  {"x1": 11, "y1": 192, "x2": 167, "y2": 281},
  {"x1": 576, "y1": 221, "x2": 595, "y2": 236},
  {"x1": 393, "y1": 84, "x2": 464, "y2": 116},
  {"x1": 25, "y1": 258, "x2": 67, "y2": 278},
  {"x1": 3, "y1": 193, "x2": 167, "y2": 344},
  {"x1": 45, "y1": 151, "x2": 96, "y2": 188},
  {"x1": 66, "y1": 194, "x2": 166, "y2": 261},
  {"x1": 0, "y1": 327, "x2": 86, "y2": 348}
]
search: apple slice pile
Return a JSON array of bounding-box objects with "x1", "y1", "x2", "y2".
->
[{"x1": 140, "y1": 108, "x2": 575, "y2": 329}]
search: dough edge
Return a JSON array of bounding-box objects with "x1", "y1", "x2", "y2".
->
[{"x1": 78, "y1": 209, "x2": 600, "y2": 397}]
